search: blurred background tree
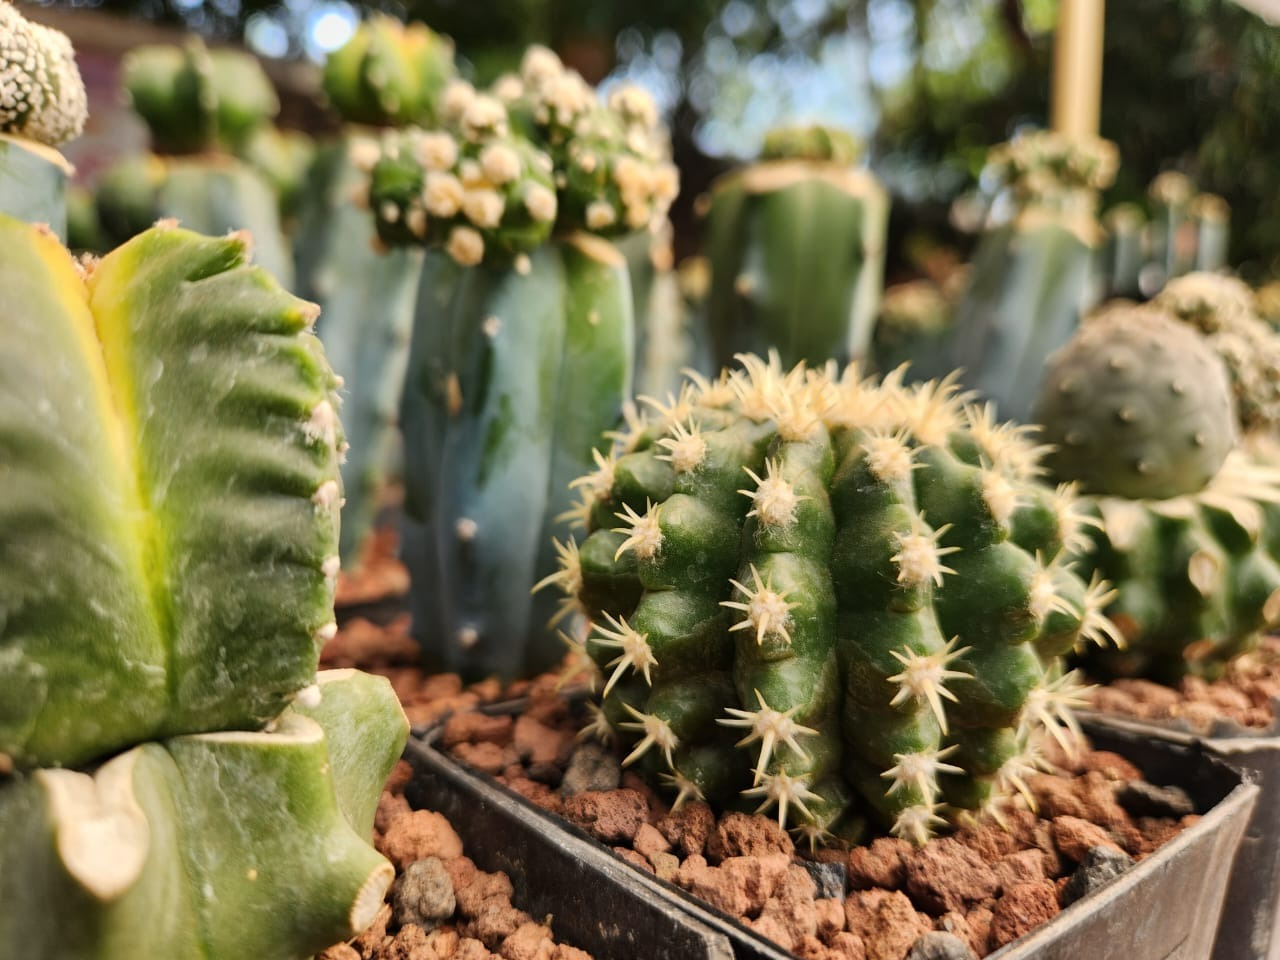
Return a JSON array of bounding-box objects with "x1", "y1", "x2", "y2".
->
[{"x1": 31, "y1": 0, "x2": 1280, "y2": 276}]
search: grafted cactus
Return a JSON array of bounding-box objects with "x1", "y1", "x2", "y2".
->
[
  {"x1": 703, "y1": 124, "x2": 888, "y2": 369},
  {"x1": 292, "y1": 17, "x2": 457, "y2": 571},
  {"x1": 927, "y1": 130, "x2": 1118, "y2": 421},
  {"x1": 1033, "y1": 308, "x2": 1280, "y2": 681},
  {"x1": 0, "y1": 215, "x2": 344, "y2": 771},
  {"x1": 0, "y1": 669, "x2": 407, "y2": 960},
  {"x1": 544, "y1": 354, "x2": 1114, "y2": 843},
  {"x1": 365, "y1": 46, "x2": 678, "y2": 679},
  {"x1": 0, "y1": 1, "x2": 87, "y2": 233},
  {"x1": 94, "y1": 41, "x2": 292, "y2": 284}
]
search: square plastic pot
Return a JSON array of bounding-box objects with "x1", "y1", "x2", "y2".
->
[
  {"x1": 1080, "y1": 707, "x2": 1280, "y2": 960},
  {"x1": 405, "y1": 713, "x2": 1257, "y2": 960}
]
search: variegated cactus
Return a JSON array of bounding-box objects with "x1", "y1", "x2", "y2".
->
[{"x1": 544, "y1": 354, "x2": 1116, "y2": 844}]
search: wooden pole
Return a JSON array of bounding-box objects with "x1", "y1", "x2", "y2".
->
[{"x1": 1051, "y1": 0, "x2": 1106, "y2": 139}]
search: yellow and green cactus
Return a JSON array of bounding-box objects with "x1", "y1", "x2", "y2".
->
[
  {"x1": 365, "y1": 47, "x2": 677, "y2": 678},
  {"x1": 97, "y1": 40, "x2": 293, "y2": 285},
  {"x1": 0, "y1": 215, "x2": 344, "y2": 771},
  {"x1": 0, "y1": 216, "x2": 408, "y2": 959},
  {"x1": 544, "y1": 354, "x2": 1115, "y2": 844},
  {"x1": 928, "y1": 130, "x2": 1118, "y2": 422},
  {"x1": 703, "y1": 124, "x2": 888, "y2": 370},
  {"x1": 0, "y1": 1, "x2": 86, "y2": 234},
  {"x1": 1033, "y1": 295, "x2": 1280, "y2": 680}
]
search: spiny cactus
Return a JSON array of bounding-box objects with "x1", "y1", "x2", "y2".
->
[
  {"x1": 1034, "y1": 306, "x2": 1237, "y2": 500},
  {"x1": 0, "y1": 1, "x2": 86, "y2": 234},
  {"x1": 543, "y1": 354, "x2": 1115, "y2": 844},
  {"x1": 1032, "y1": 308, "x2": 1280, "y2": 680},
  {"x1": 927, "y1": 130, "x2": 1118, "y2": 422},
  {"x1": 291, "y1": 19, "x2": 457, "y2": 571},
  {"x1": 0, "y1": 215, "x2": 344, "y2": 771},
  {"x1": 0, "y1": 670, "x2": 407, "y2": 960},
  {"x1": 364, "y1": 46, "x2": 677, "y2": 678},
  {"x1": 97, "y1": 41, "x2": 292, "y2": 285},
  {"x1": 702, "y1": 124, "x2": 888, "y2": 370}
]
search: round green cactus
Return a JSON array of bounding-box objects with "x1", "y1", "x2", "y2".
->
[
  {"x1": 544, "y1": 354, "x2": 1116, "y2": 844},
  {"x1": 322, "y1": 15, "x2": 456, "y2": 128},
  {"x1": 1034, "y1": 306, "x2": 1238, "y2": 500},
  {"x1": 760, "y1": 125, "x2": 861, "y2": 165}
]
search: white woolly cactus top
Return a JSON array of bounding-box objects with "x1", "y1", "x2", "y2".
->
[
  {"x1": 365, "y1": 45, "x2": 678, "y2": 267},
  {"x1": 0, "y1": 2, "x2": 87, "y2": 147},
  {"x1": 985, "y1": 129, "x2": 1118, "y2": 204}
]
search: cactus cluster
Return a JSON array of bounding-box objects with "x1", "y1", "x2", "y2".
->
[
  {"x1": 0, "y1": 1, "x2": 86, "y2": 234},
  {"x1": 1033, "y1": 306, "x2": 1280, "y2": 680},
  {"x1": 365, "y1": 45, "x2": 678, "y2": 266},
  {"x1": 702, "y1": 123, "x2": 888, "y2": 370},
  {"x1": 544, "y1": 354, "x2": 1116, "y2": 843},
  {"x1": 0, "y1": 214, "x2": 407, "y2": 958}
]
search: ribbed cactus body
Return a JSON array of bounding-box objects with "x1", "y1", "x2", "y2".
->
[
  {"x1": 553, "y1": 357, "x2": 1110, "y2": 843},
  {"x1": 0, "y1": 216, "x2": 343, "y2": 770},
  {"x1": 402, "y1": 236, "x2": 634, "y2": 679},
  {"x1": 0, "y1": 669, "x2": 407, "y2": 960},
  {"x1": 704, "y1": 135, "x2": 888, "y2": 369},
  {"x1": 0, "y1": 134, "x2": 68, "y2": 235}
]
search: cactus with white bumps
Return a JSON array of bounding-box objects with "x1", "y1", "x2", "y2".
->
[
  {"x1": 1034, "y1": 305, "x2": 1280, "y2": 680},
  {"x1": 928, "y1": 130, "x2": 1118, "y2": 422},
  {"x1": 0, "y1": 1, "x2": 86, "y2": 234},
  {"x1": 0, "y1": 216, "x2": 409, "y2": 959},
  {"x1": 544, "y1": 354, "x2": 1115, "y2": 843},
  {"x1": 703, "y1": 125, "x2": 888, "y2": 370},
  {"x1": 95, "y1": 40, "x2": 293, "y2": 284},
  {"x1": 293, "y1": 18, "x2": 457, "y2": 570},
  {"x1": 364, "y1": 47, "x2": 677, "y2": 679}
]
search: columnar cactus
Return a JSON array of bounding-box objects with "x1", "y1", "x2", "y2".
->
[
  {"x1": 0, "y1": 1, "x2": 87, "y2": 234},
  {"x1": 928, "y1": 130, "x2": 1118, "y2": 422},
  {"x1": 0, "y1": 215, "x2": 407, "y2": 959},
  {"x1": 1033, "y1": 307, "x2": 1280, "y2": 680},
  {"x1": 292, "y1": 17, "x2": 457, "y2": 570},
  {"x1": 703, "y1": 124, "x2": 888, "y2": 370},
  {"x1": 365, "y1": 46, "x2": 679, "y2": 678},
  {"x1": 94, "y1": 40, "x2": 292, "y2": 284},
  {"x1": 544, "y1": 354, "x2": 1115, "y2": 842}
]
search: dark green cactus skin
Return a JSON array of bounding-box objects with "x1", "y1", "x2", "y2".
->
[
  {"x1": 401, "y1": 237, "x2": 634, "y2": 679},
  {"x1": 704, "y1": 131, "x2": 888, "y2": 370},
  {"x1": 554, "y1": 357, "x2": 1110, "y2": 843},
  {"x1": 0, "y1": 216, "x2": 343, "y2": 770},
  {"x1": 0, "y1": 135, "x2": 68, "y2": 236},
  {"x1": 1034, "y1": 307, "x2": 1237, "y2": 500}
]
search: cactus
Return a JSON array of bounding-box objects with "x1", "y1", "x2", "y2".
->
[
  {"x1": 703, "y1": 124, "x2": 889, "y2": 370},
  {"x1": 290, "y1": 18, "x2": 458, "y2": 571},
  {"x1": 0, "y1": 215, "x2": 344, "y2": 771},
  {"x1": 1146, "y1": 171, "x2": 1197, "y2": 286},
  {"x1": 365, "y1": 47, "x2": 678, "y2": 679},
  {"x1": 97, "y1": 41, "x2": 292, "y2": 285},
  {"x1": 927, "y1": 130, "x2": 1118, "y2": 422},
  {"x1": 1098, "y1": 203, "x2": 1145, "y2": 299},
  {"x1": 0, "y1": 669, "x2": 407, "y2": 960},
  {"x1": 237, "y1": 125, "x2": 316, "y2": 227},
  {"x1": 1032, "y1": 306, "x2": 1280, "y2": 680},
  {"x1": 0, "y1": 1, "x2": 86, "y2": 234},
  {"x1": 543, "y1": 353, "x2": 1115, "y2": 843},
  {"x1": 872, "y1": 280, "x2": 954, "y2": 376},
  {"x1": 1034, "y1": 306, "x2": 1237, "y2": 500}
]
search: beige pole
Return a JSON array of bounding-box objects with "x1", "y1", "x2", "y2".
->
[{"x1": 1051, "y1": 0, "x2": 1106, "y2": 139}]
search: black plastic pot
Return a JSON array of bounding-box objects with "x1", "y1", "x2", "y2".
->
[
  {"x1": 1080, "y1": 708, "x2": 1280, "y2": 960},
  {"x1": 406, "y1": 715, "x2": 1257, "y2": 960}
]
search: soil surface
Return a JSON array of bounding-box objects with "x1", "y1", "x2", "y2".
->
[
  {"x1": 1088, "y1": 637, "x2": 1280, "y2": 732},
  {"x1": 319, "y1": 759, "x2": 595, "y2": 960}
]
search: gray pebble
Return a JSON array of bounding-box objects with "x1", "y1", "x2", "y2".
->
[
  {"x1": 391, "y1": 856, "x2": 455, "y2": 929},
  {"x1": 560, "y1": 741, "x2": 621, "y2": 796},
  {"x1": 907, "y1": 931, "x2": 977, "y2": 960},
  {"x1": 800, "y1": 859, "x2": 847, "y2": 900},
  {"x1": 1116, "y1": 781, "x2": 1196, "y2": 819},
  {"x1": 1061, "y1": 845, "x2": 1135, "y2": 906}
]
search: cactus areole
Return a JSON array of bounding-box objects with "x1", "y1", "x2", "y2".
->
[
  {"x1": 544, "y1": 354, "x2": 1117, "y2": 845},
  {"x1": 0, "y1": 1, "x2": 87, "y2": 234}
]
